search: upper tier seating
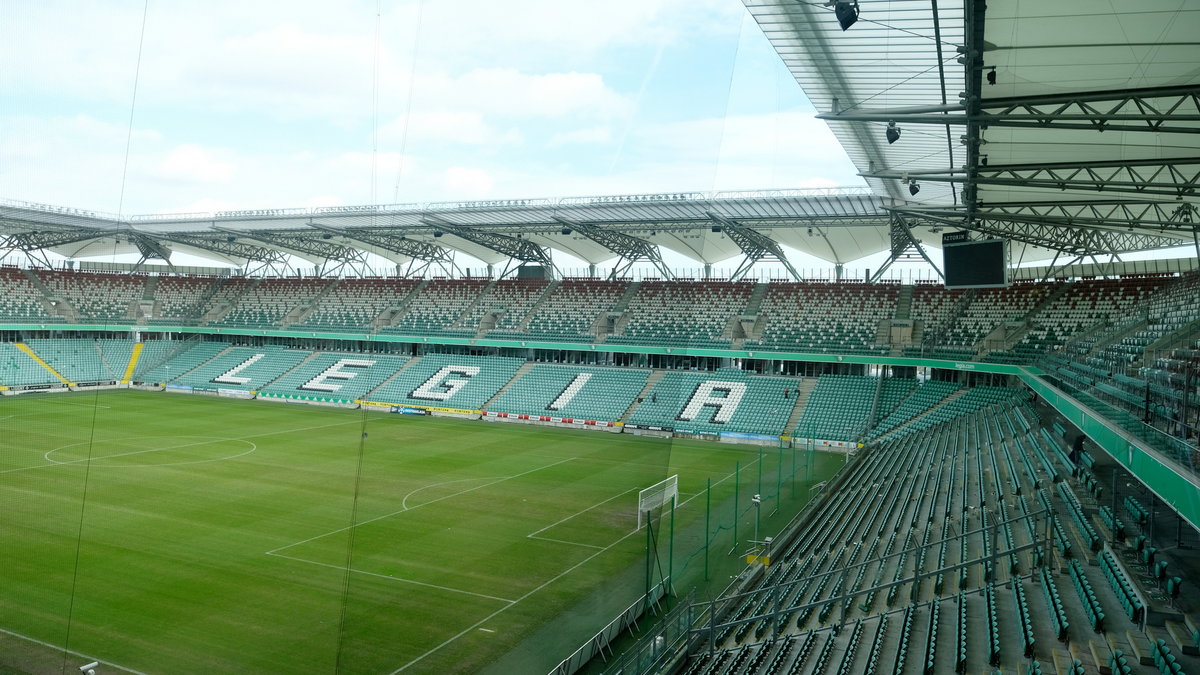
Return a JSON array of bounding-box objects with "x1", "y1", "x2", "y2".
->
[
  {"x1": 1090, "y1": 272, "x2": 1200, "y2": 370},
  {"x1": 606, "y1": 280, "x2": 752, "y2": 348},
  {"x1": 150, "y1": 275, "x2": 221, "y2": 324},
  {"x1": 209, "y1": 278, "x2": 330, "y2": 329},
  {"x1": 908, "y1": 283, "x2": 967, "y2": 340},
  {"x1": 295, "y1": 278, "x2": 420, "y2": 331},
  {"x1": 36, "y1": 269, "x2": 147, "y2": 322},
  {"x1": 455, "y1": 279, "x2": 549, "y2": 333},
  {"x1": 945, "y1": 282, "x2": 1052, "y2": 347},
  {"x1": 367, "y1": 352, "x2": 525, "y2": 410},
  {"x1": 750, "y1": 281, "x2": 897, "y2": 354},
  {"x1": 260, "y1": 352, "x2": 410, "y2": 401},
  {"x1": 137, "y1": 341, "x2": 230, "y2": 383},
  {"x1": 487, "y1": 364, "x2": 649, "y2": 422},
  {"x1": 0, "y1": 267, "x2": 54, "y2": 322},
  {"x1": 514, "y1": 279, "x2": 629, "y2": 341},
  {"x1": 172, "y1": 345, "x2": 311, "y2": 390},
  {"x1": 792, "y1": 374, "x2": 875, "y2": 441},
  {"x1": 382, "y1": 279, "x2": 491, "y2": 336},
  {"x1": 628, "y1": 369, "x2": 799, "y2": 436}
]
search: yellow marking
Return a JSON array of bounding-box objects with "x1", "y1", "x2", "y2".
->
[
  {"x1": 15, "y1": 343, "x2": 71, "y2": 385},
  {"x1": 120, "y1": 342, "x2": 144, "y2": 384}
]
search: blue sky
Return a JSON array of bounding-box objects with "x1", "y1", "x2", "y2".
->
[{"x1": 0, "y1": 0, "x2": 866, "y2": 219}]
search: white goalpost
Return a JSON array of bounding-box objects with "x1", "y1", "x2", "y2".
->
[{"x1": 637, "y1": 474, "x2": 678, "y2": 530}]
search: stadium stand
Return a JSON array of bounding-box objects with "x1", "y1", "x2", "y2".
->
[
  {"x1": 149, "y1": 275, "x2": 222, "y2": 325},
  {"x1": 456, "y1": 278, "x2": 550, "y2": 334},
  {"x1": 259, "y1": 352, "x2": 410, "y2": 401},
  {"x1": 294, "y1": 278, "x2": 420, "y2": 331},
  {"x1": 605, "y1": 280, "x2": 752, "y2": 348},
  {"x1": 24, "y1": 338, "x2": 132, "y2": 383},
  {"x1": 0, "y1": 267, "x2": 56, "y2": 322},
  {"x1": 209, "y1": 278, "x2": 330, "y2": 329},
  {"x1": 136, "y1": 341, "x2": 230, "y2": 384},
  {"x1": 131, "y1": 339, "x2": 188, "y2": 380},
  {"x1": 792, "y1": 374, "x2": 876, "y2": 441},
  {"x1": 514, "y1": 279, "x2": 628, "y2": 341},
  {"x1": 868, "y1": 379, "x2": 959, "y2": 438},
  {"x1": 749, "y1": 281, "x2": 896, "y2": 354},
  {"x1": 34, "y1": 269, "x2": 147, "y2": 322},
  {"x1": 486, "y1": 364, "x2": 649, "y2": 422},
  {"x1": 171, "y1": 345, "x2": 311, "y2": 391},
  {"x1": 366, "y1": 352, "x2": 524, "y2": 410},
  {"x1": 0, "y1": 342, "x2": 63, "y2": 385},
  {"x1": 381, "y1": 278, "x2": 490, "y2": 337},
  {"x1": 626, "y1": 369, "x2": 798, "y2": 436}
]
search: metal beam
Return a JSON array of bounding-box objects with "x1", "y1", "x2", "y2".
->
[
  {"x1": 817, "y1": 83, "x2": 1200, "y2": 135},
  {"x1": 896, "y1": 201, "x2": 1199, "y2": 234},
  {"x1": 871, "y1": 214, "x2": 943, "y2": 282},
  {"x1": 707, "y1": 212, "x2": 800, "y2": 281},
  {"x1": 892, "y1": 207, "x2": 1191, "y2": 256},
  {"x1": 863, "y1": 157, "x2": 1200, "y2": 200},
  {"x1": 307, "y1": 222, "x2": 461, "y2": 277},
  {"x1": 154, "y1": 233, "x2": 292, "y2": 273},
  {"x1": 422, "y1": 215, "x2": 556, "y2": 278},
  {"x1": 213, "y1": 227, "x2": 370, "y2": 276},
  {"x1": 554, "y1": 217, "x2": 672, "y2": 279}
]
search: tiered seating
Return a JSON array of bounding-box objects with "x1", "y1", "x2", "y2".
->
[
  {"x1": 172, "y1": 345, "x2": 310, "y2": 390},
  {"x1": 945, "y1": 282, "x2": 1052, "y2": 348},
  {"x1": 0, "y1": 343, "x2": 60, "y2": 385},
  {"x1": 1068, "y1": 559, "x2": 1105, "y2": 632},
  {"x1": 150, "y1": 275, "x2": 220, "y2": 324},
  {"x1": 1092, "y1": 272, "x2": 1200, "y2": 369},
  {"x1": 606, "y1": 280, "x2": 752, "y2": 348},
  {"x1": 1100, "y1": 548, "x2": 1144, "y2": 622},
  {"x1": 25, "y1": 338, "x2": 131, "y2": 382},
  {"x1": 517, "y1": 279, "x2": 628, "y2": 341},
  {"x1": 260, "y1": 352, "x2": 409, "y2": 401},
  {"x1": 907, "y1": 283, "x2": 966, "y2": 344},
  {"x1": 383, "y1": 279, "x2": 490, "y2": 336},
  {"x1": 750, "y1": 281, "x2": 897, "y2": 354},
  {"x1": 195, "y1": 278, "x2": 257, "y2": 323},
  {"x1": 296, "y1": 278, "x2": 420, "y2": 331},
  {"x1": 210, "y1": 278, "x2": 330, "y2": 329},
  {"x1": 988, "y1": 276, "x2": 1168, "y2": 363},
  {"x1": 0, "y1": 267, "x2": 54, "y2": 322},
  {"x1": 37, "y1": 269, "x2": 146, "y2": 321},
  {"x1": 627, "y1": 369, "x2": 798, "y2": 436},
  {"x1": 486, "y1": 365, "x2": 648, "y2": 422},
  {"x1": 890, "y1": 386, "x2": 1022, "y2": 438},
  {"x1": 868, "y1": 380, "x2": 958, "y2": 437},
  {"x1": 131, "y1": 340, "x2": 188, "y2": 379},
  {"x1": 138, "y1": 341, "x2": 230, "y2": 383},
  {"x1": 875, "y1": 377, "x2": 917, "y2": 420},
  {"x1": 454, "y1": 279, "x2": 548, "y2": 333},
  {"x1": 792, "y1": 374, "x2": 875, "y2": 441},
  {"x1": 367, "y1": 353, "x2": 524, "y2": 410}
]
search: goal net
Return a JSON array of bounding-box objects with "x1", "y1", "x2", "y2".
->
[{"x1": 637, "y1": 474, "x2": 678, "y2": 530}]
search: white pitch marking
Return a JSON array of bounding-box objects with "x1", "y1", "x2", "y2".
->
[
  {"x1": 0, "y1": 625, "x2": 149, "y2": 675},
  {"x1": 268, "y1": 456, "x2": 575, "y2": 555},
  {"x1": 388, "y1": 455, "x2": 762, "y2": 674},
  {"x1": 479, "y1": 628, "x2": 495, "y2": 633},
  {"x1": 526, "y1": 535, "x2": 604, "y2": 550},
  {"x1": 266, "y1": 551, "x2": 517, "y2": 604},
  {"x1": 526, "y1": 488, "x2": 636, "y2": 538}
]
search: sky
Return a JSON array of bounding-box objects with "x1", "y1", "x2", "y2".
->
[{"x1": 0, "y1": 0, "x2": 866, "y2": 220}]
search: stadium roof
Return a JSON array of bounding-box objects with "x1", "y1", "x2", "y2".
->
[
  {"x1": 745, "y1": 0, "x2": 1200, "y2": 276},
  {"x1": 3, "y1": 1, "x2": 1198, "y2": 278}
]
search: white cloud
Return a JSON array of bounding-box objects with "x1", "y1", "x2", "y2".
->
[
  {"x1": 379, "y1": 111, "x2": 521, "y2": 145},
  {"x1": 443, "y1": 167, "x2": 494, "y2": 196},
  {"x1": 157, "y1": 144, "x2": 236, "y2": 184},
  {"x1": 550, "y1": 126, "x2": 613, "y2": 146}
]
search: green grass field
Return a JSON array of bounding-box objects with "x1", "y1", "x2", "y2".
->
[{"x1": 0, "y1": 391, "x2": 842, "y2": 674}]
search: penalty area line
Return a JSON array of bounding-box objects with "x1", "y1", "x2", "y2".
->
[
  {"x1": 266, "y1": 551, "x2": 517, "y2": 604},
  {"x1": 388, "y1": 454, "x2": 763, "y2": 674},
  {"x1": 0, "y1": 626, "x2": 148, "y2": 675}
]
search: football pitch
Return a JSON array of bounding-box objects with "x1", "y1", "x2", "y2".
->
[{"x1": 0, "y1": 391, "x2": 842, "y2": 674}]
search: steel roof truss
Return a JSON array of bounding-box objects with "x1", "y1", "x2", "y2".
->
[{"x1": 708, "y1": 212, "x2": 800, "y2": 281}]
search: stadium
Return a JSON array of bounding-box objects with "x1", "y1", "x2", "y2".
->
[{"x1": 1, "y1": 1, "x2": 1199, "y2": 675}]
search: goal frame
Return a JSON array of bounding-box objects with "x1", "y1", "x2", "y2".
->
[{"x1": 637, "y1": 474, "x2": 678, "y2": 530}]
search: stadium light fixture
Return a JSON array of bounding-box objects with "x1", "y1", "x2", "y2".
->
[
  {"x1": 885, "y1": 120, "x2": 901, "y2": 144},
  {"x1": 986, "y1": 67, "x2": 997, "y2": 85},
  {"x1": 433, "y1": 230, "x2": 443, "y2": 238},
  {"x1": 561, "y1": 227, "x2": 572, "y2": 235},
  {"x1": 711, "y1": 225, "x2": 722, "y2": 233},
  {"x1": 908, "y1": 179, "x2": 921, "y2": 196},
  {"x1": 833, "y1": 0, "x2": 859, "y2": 30}
]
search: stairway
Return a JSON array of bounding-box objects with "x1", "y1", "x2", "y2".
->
[
  {"x1": 358, "y1": 354, "x2": 422, "y2": 402},
  {"x1": 481, "y1": 362, "x2": 536, "y2": 410},
  {"x1": 621, "y1": 368, "x2": 665, "y2": 422},
  {"x1": 878, "y1": 389, "x2": 967, "y2": 441},
  {"x1": 514, "y1": 280, "x2": 560, "y2": 330},
  {"x1": 894, "y1": 284, "x2": 915, "y2": 320},
  {"x1": 372, "y1": 278, "x2": 429, "y2": 330},
  {"x1": 784, "y1": 377, "x2": 819, "y2": 432}
]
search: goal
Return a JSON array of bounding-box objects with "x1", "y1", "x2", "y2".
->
[{"x1": 637, "y1": 474, "x2": 678, "y2": 530}]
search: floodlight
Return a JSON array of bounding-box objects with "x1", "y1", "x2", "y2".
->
[
  {"x1": 833, "y1": 0, "x2": 859, "y2": 30},
  {"x1": 433, "y1": 230, "x2": 443, "y2": 238},
  {"x1": 321, "y1": 233, "x2": 332, "y2": 240},
  {"x1": 986, "y1": 68, "x2": 997, "y2": 85},
  {"x1": 711, "y1": 225, "x2": 722, "y2": 233},
  {"x1": 885, "y1": 120, "x2": 900, "y2": 144},
  {"x1": 561, "y1": 227, "x2": 572, "y2": 235},
  {"x1": 908, "y1": 179, "x2": 921, "y2": 196}
]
